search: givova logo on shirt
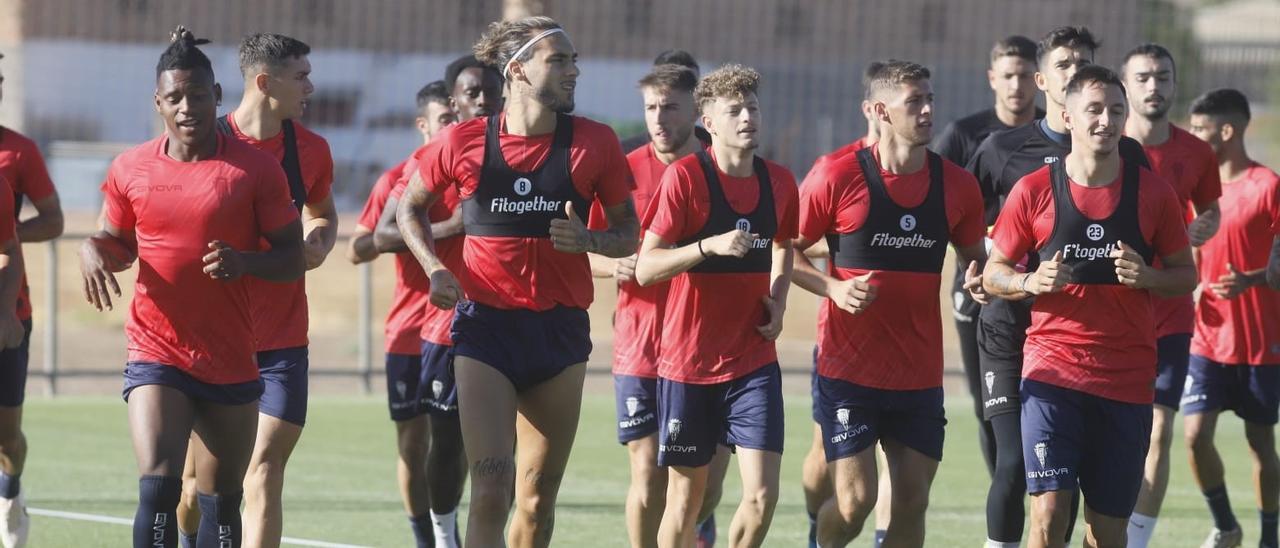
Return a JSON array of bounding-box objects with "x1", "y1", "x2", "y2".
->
[
  {"x1": 491, "y1": 177, "x2": 562, "y2": 214},
  {"x1": 735, "y1": 218, "x2": 771, "y2": 249},
  {"x1": 661, "y1": 418, "x2": 697, "y2": 454}
]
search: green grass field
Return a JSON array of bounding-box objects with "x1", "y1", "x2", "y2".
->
[{"x1": 14, "y1": 391, "x2": 1273, "y2": 547}]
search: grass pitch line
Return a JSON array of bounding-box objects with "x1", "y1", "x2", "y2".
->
[{"x1": 29, "y1": 508, "x2": 374, "y2": 548}]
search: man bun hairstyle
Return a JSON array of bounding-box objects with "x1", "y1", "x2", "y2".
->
[
  {"x1": 238, "y1": 33, "x2": 311, "y2": 77},
  {"x1": 157, "y1": 25, "x2": 213, "y2": 78},
  {"x1": 473, "y1": 16, "x2": 563, "y2": 78},
  {"x1": 694, "y1": 64, "x2": 760, "y2": 112}
]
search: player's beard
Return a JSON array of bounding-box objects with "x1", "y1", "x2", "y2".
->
[
  {"x1": 653, "y1": 125, "x2": 694, "y2": 154},
  {"x1": 1139, "y1": 96, "x2": 1170, "y2": 121},
  {"x1": 536, "y1": 85, "x2": 575, "y2": 114}
]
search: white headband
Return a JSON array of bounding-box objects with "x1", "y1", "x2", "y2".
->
[{"x1": 502, "y1": 28, "x2": 566, "y2": 78}]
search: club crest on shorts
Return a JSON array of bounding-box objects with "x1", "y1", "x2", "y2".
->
[
  {"x1": 836, "y1": 408, "x2": 851, "y2": 431},
  {"x1": 984, "y1": 371, "x2": 995, "y2": 395},
  {"x1": 1086, "y1": 223, "x2": 1105, "y2": 241},
  {"x1": 736, "y1": 218, "x2": 751, "y2": 232},
  {"x1": 1034, "y1": 442, "x2": 1048, "y2": 469},
  {"x1": 432, "y1": 380, "x2": 444, "y2": 399},
  {"x1": 513, "y1": 177, "x2": 533, "y2": 196},
  {"x1": 899, "y1": 214, "x2": 917, "y2": 232},
  {"x1": 395, "y1": 380, "x2": 408, "y2": 399},
  {"x1": 666, "y1": 419, "x2": 683, "y2": 442},
  {"x1": 625, "y1": 396, "x2": 640, "y2": 417}
]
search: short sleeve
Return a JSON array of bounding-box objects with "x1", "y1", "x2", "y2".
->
[
  {"x1": 255, "y1": 161, "x2": 301, "y2": 235},
  {"x1": 1148, "y1": 180, "x2": 1191, "y2": 258},
  {"x1": 100, "y1": 162, "x2": 137, "y2": 231},
  {"x1": 946, "y1": 167, "x2": 987, "y2": 248},
  {"x1": 989, "y1": 178, "x2": 1036, "y2": 262},
  {"x1": 16, "y1": 142, "x2": 56, "y2": 202},
  {"x1": 0, "y1": 178, "x2": 16, "y2": 245},
  {"x1": 305, "y1": 138, "x2": 335, "y2": 205},
  {"x1": 644, "y1": 164, "x2": 695, "y2": 244},
  {"x1": 588, "y1": 125, "x2": 635, "y2": 208},
  {"x1": 772, "y1": 167, "x2": 800, "y2": 242},
  {"x1": 356, "y1": 173, "x2": 393, "y2": 231},
  {"x1": 798, "y1": 164, "x2": 838, "y2": 244},
  {"x1": 419, "y1": 139, "x2": 454, "y2": 196},
  {"x1": 1191, "y1": 142, "x2": 1223, "y2": 209}
]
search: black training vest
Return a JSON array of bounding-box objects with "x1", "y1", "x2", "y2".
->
[
  {"x1": 828, "y1": 149, "x2": 950, "y2": 273},
  {"x1": 1038, "y1": 160, "x2": 1154, "y2": 285},
  {"x1": 462, "y1": 113, "x2": 590, "y2": 237},
  {"x1": 676, "y1": 149, "x2": 776, "y2": 274},
  {"x1": 216, "y1": 115, "x2": 307, "y2": 211}
]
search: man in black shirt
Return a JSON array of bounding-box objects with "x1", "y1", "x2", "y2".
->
[
  {"x1": 932, "y1": 35, "x2": 1043, "y2": 480},
  {"x1": 966, "y1": 26, "x2": 1151, "y2": 548}
]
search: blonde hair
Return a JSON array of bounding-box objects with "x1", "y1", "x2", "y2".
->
[{"x1": 694, "y1": 64, "x2": 760, "y2": 111}]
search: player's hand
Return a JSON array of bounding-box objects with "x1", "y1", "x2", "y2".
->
[
  {"x1": 702, "y1": 230, "x2": 757, "y2": 258},
  {"x1": 428, "y1": 268, "x2": 463, "y2": 310},
  {"x1": 1111, "y1": 240, "x2": 1150, "y2": 288},
  {"x1": 0, "y1": 311, "x2": 22, "y2": 349},
  {"x1": 1027, "y1": 250, "x2": 1073, "y2": 294},
  {"x1": 79, "y1": 235, "x2": 129, "y2": 311},
  {"x1": 1209, "y1": 262, "x2": 1252, "y2": 300},
  {"x1": 1188, "y1": 208, "x2": 1220, "y2": 247},
  {"x1": 756, "y1": 294, "x2": 785, "y2": 340},
  {"x1": 828, "y1": 272, "x2": 876, "y2": 315},
  {"x1": 963, "y1": 260, "x2": 990, "y2": 305},
  {"x1": 202, "y1": 240, "x2": 247, "y2": 281},
  {"x1": 549, "y1": 202, "x2": 593, "y2": 254},
  {"x1": 302, "y1": 229, "x2": 328, "y2": 270},
  {"x1": 614, "y1": 254, "x2": 637, "y2": 283}
]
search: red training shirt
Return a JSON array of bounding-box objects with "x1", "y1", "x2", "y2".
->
[
  {"x1": 356, "y1": 157, "x2": 432, "y2": 355},
  {"x1": 420, "y1": 114, "x2": 633, "y2": 311},
  {"x1": 645, "y1": 150, "x2": 799, "y2": 384},
  {"x1": 101, "y1": 134, "x2": 299, "y2": 383},
  {"x1": 991, "y1": 161, "x2": 1189, "y2": 403},
  {"x1": 800, "y1": 146, "x2": 985, "y2": 390},
  {"x1": 225, "y1": 113, "x2": 334, "y2": 351},
  {"x1": 1192, "y1": 163, "x2": 1280, "y2": 365},
  {"x1": 0, "y1": 127, "x2": 57, "y2": 322}
]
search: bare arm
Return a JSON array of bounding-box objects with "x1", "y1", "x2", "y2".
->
[
  {"x1": 347, "y1": 227, "x2": 378, "y2": 264},
  {"x1": 1187, "y1": 200, "x2": 1221, "y2": 247},
  {"x1": 549, "y1": 199, "x2": 641, "y2": 258},
  {"x1": 1268, "y1": 236, "x2": 1280, "y2": 290},
  {"x1": 0, "y1": 236, "x2": 25, "y2": 348},
  {"x1": 375, "y1": 185, "x2": 465, "y2": 254},
  {"x1": 634, "y1": 228, "x2": 754, "y2": 287},
  {"x1": 18, "y1": 193, "x2": 64, "y2": 242},
  {"x1": 954, "y1": 241, "x2": 990, "y2": 305},
  {"x1": 204, "y1": 218, "x2": 306, "y2": 283},
  {"x1": 756, "y1": 239, "x2": 794, "y2": 340},
  {"x1": 301, "y1": 195, "x2": 338, "y2": 270},
  {"x1": 983, "y1": 247, "x2": 1072, "y2": 301},
  {"x1": 396, "y1": 173, "x2": 464, "y2": 310},
  {"x1": 1113, "y1": 242, "x2": 1197, "y2": 298},
  {"x1": 80, "y1": 221, "x2": 137, "y2": 311}
]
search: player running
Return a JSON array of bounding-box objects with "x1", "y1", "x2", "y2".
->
[
  {"x1": 397, "y1": 16, "x2": 639, "y2": 547},
  {"x1": 635, "y1": 63, "x2": 798, "y2": 548},
  {"x1": 0, "y1": 50, "x2": 64, "y2": 548},
  {"x1": 80, "y1": 28, "x2": 304, "y2": 548},
  {"x1": 797, "y1": 60, "x2": 987, "y2": 548},
  {"x1": 932, "y1": 35, "x2": 1041, "y2": 477},
  {"x1": 1183, "y1": 88, "x2": 1280, "y2": 548},
  {"x1": 983, "y1": 65, "x2": 1195, "y2": 548},
  {"x1": 967, "y1": 26, "x2": 1152, "y2": 547},
  {"x1": 1120, "y1": 42, "x2": 1223, "y2": 548}
]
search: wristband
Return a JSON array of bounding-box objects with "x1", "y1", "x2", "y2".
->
[
  {"x1": 698, "y1": 239, "x2": 708, "y2": 258},
  {"x1": 1019, "y1": 273, "x2": 1033, "y2": 293}
]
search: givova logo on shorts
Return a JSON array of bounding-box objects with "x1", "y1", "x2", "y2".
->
[
  {"x1": 661, "y1": 418, "x2": 697, "y2": 454},
  {"x1": 829, "y1": 408, "x2": 869, "y2": 444},
  {"x1": 1027, "y1": 441, "x2": 1070, "y2": 479}
]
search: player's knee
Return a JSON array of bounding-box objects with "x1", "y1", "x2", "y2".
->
[
  {"x1": 834, "y1": 486, "x2": 875, "y2": 524},
  {"x1": 244, "y1": 460, "x2": 286, "y2": 494},
  {"x1": 741, "y1": 483, "x2": 778, "y2": 515},
  {"x1": 1029, "y1": 492, "x2": 1071, "y2": 528},
  {"x1": 889, "y1": 484, "x2": 930, "y2": 520},
  {"x1": 396, "y1": 431, "x2": 428, "y2": 465},
  {"x1": 1185, "y1": 423, "x2": 1214, "y2": 453},
  {"x1": 514, "y1": 490, "x2": 556, "y2": 523},
  {"x1": 0, "y1": 429, "x2": 22, "y2": 457},
  {"x1": 470, "y1": 481, "x2": 514, "y2": 518},
  {"x1": 1245, "y1": 426, "x2": 1278, "y2": 458}
]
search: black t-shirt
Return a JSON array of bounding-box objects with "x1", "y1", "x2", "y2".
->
[
  {"x1": 967, "y1": 119, "x2": 1151, "y2": 335},
  {"x1": 933, "y1": 107, "x2": 1046, "y2": 169},
  {"x1": 935, "y1": 107, "x2": 1042, "y2": 321}
]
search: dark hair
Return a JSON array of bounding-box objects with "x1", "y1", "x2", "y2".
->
[
  {"x1": 1189, "y1": 88, "x2": 1251, "y2": 123},
  {"x1": 445, "y1": 54, "x2": 501, "y2": 91},
  {"x1": 238, "y1": 33, "x2": 311, "y2": 76},
  {"x1": 653, "y1": 49, "x2": 699, "y2": 73},
  {"x1": 157, "y1": 25, "x2": 213, "y2": 79},
  {"x1": 866, "y1": 60, "x2": 931, "y2": 99},
  {"x1": 861, "y1": 61, "x2": 886, "y2": 99},
  {"x1": 991, "y1": 35, "x2": 1037, "y2": 65},
  {"x1": 638, "y1": 64, "x2": 698, "y2": 94},
  {"x1": 416, "y1": 81, "x2": 451, "y2": 111},
  {"x1": 1065, "y1": 64, "x2": 1126, "y2": 98},
  {"x1": 1037, "y1": 26, "x2": 1100, "y2": 64},
  {"x1": 1122, "y1": 42, "x2": 1176, "y2": 78}
]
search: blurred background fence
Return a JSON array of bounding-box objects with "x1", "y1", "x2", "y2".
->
[{"x1": 0, "y1": 0, "x2": 1277, "y2": 394}]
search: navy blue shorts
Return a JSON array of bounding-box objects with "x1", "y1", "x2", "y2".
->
[
  {"x1": 1153, "y1": 333, "x2": 1192, "y2": 410},
  {"x1": 421, "y1": 340, "x2": 458, "y2": 418},
  {"x1": 815, "y1": 375, "x2": 946, "y2": 462},
  {"x1": 1020, "y1": 379, "x2": 1152, "y2": 518},
  {"x1": 615, "y1": 374, "x2": 659, "y2": 444},
  {"x1": 0, "y1": 319, "x2": 32, "y2": 407},
  {"x1": 1183, "y1": 355, "x2": 1280, "y2": 425},
  {"x1": 450, "y1": 301, "x2": 591, "y2": 393},
  {"x1": 656, "y1": 363, "x2": 785, "y2": 468},
  {"x1": 258, "y1": 346, "x2": 309, "y2": 426},
  {"x1": 385, "y1": 352, "x2": 426, "y2": 421},
  {"x1": 122, "y1": 362, "x2": 263, "y2": 405}
]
